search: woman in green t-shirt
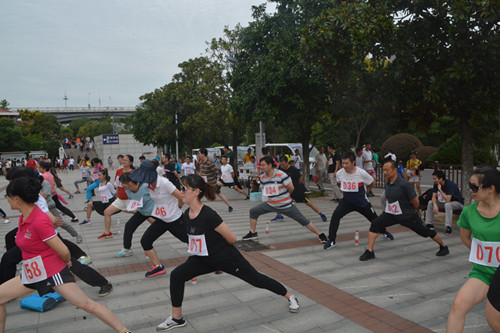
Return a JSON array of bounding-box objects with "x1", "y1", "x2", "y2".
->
[{"x1": 447, "y1": 167, "x2": 500, "y2": 332}]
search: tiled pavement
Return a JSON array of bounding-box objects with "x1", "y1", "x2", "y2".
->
[{"x1": 0, "y1": 171, "x2": 492, "y2": 332}]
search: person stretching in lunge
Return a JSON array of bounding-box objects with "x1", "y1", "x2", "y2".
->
[
  {"x1": 156, "y1": 174, "x2": 299, "y2": 331},
  {"x1": 242, "y1": 156, "x2": 327, "y2": 243},
  {"x1": 359, "y1": 160, "x2": 449, "y2": 261}
]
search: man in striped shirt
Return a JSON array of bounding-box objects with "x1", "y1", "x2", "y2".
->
[
  {"x1": 198, "y1": 148, "x2": 233, "y2": 212},
  {"x1": 242, "y1": 156, "x2": 327, "y2": 242}
]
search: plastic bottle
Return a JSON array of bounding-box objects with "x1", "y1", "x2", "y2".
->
[
  {"x1": 265, "y1": 222, "x2": 270, "y2": 236},
  {"x1": 115, "y1": 218, "x2": 121, "y2": 234},
  {"x1": 191, "y1": 277, "x2": 197, "y2": 285},
  {"x1": 354, "y1": 230, "x2": 359, "y2": 246}
]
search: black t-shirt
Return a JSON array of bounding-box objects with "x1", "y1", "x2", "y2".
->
[
  {"x1": 279, "y1": 165, "x2": 304, "y2": 197},
  {"x1": 328, "y1": 153, "x2": 340, "y2": 173},
  {"x1": 184, "y1": 205, "x2": 234, "y2": 257},
  {"x1": 384, "y1": 177, "x2": 417, "y2": 219},
  {"x1": 432, "y1": 179, "x2": 464, "y2": 205},
  {"x1": 164, "y1": 162, "x2": 181, "y2": 189}
]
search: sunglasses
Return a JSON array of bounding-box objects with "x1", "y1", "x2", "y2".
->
[{"x1": 469, "y1": 182, "x2": 480, "y2": 193}]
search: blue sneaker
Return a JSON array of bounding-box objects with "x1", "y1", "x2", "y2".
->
[
  {"x1": 383, "y1": 231, "x2": 394, "y2": 240},
  {"x1": 271, "y1": 214, "x2": 284, "y2": 222},
  {"x1": 79, "y1": 219, "x2": 91, "y2": 225},
  {"x1": 324, "y1": 239, "x2": 336, "y2": 250},
  {"x1": 320, "y1": 213, "x2": 327, "y2": 222}
]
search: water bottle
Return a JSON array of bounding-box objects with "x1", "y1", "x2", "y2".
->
[
  {"x1": 354, "y1": 230, "x2": 359, "y2": 246},
  {"x1": 265, "y1": 222, "x2": 270, "y2": 236},
  {"x1": 115, "y1": 218, "x2": 121, "y2": 234}
]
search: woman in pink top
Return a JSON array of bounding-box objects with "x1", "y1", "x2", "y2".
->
[{"x1": 0, "y1": 177, "x2": 131, "y2": 333}]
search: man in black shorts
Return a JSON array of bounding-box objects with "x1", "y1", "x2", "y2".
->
[
  {"x1": 270, "y1": 156, "x2": 327, "y2": 222},
  {"x1": 359, "y1": 160, "x2": 449, "y2": 261},
  {"x1": 217, "y1": 156, "x2": 250, "y2": 200},
  {"x1": 198, "y1": 148, "x2": 233, "y2": 212}
]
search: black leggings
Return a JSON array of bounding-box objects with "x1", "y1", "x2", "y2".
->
[
  {"x1": 369, "y1": 212, "x2": 437, "y2": 238},
  {"x1": 328, "y1": 200, "x2": 386, "y2": 241},
  {"x1": 170, "y1": 250, "x2": 287, "y2": 307},
  {"x1": 1, "y1": 230, "x2": 107, "y2": 287},
  {"x1": 141, "y1": 216, "x2": 188, "y2": 251},
  {"x1": 52, "y1": 195, "x2": 76, "y2": 219},
  {"x1": 123, "y1": 212, "x2": 149, "y2": 250}
]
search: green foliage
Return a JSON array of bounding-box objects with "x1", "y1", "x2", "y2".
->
[
  {"x1": 415, "y1": 146, "x2": 438, "y2": 166},
  {"x1": 0, "y1": 99, "x2": 10, "y2": 110},
  {"x1": 380, "y1": 133, "x2": 423, "y2": 162},
  {"x1": 0, "y1": 118, "x2": 27, "y2": 151},
  {"x1": 19, "y1": 110, "x2": 60, "y2": 139},
  {"x1": 60, "y1": 126, "x2": 73, "y2": 139},
  {"x1": 76, "y1": 117, "x2": 113, "y2": 138},
  {"x1": 68, "y1": 117, "x2": 91, "y2": 136}
]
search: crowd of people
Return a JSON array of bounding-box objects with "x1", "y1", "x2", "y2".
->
[{"x1": 0, "y1": 145, "x2": 499, "y2": 332}]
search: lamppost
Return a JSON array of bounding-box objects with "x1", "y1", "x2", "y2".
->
[{"x1": 88, "y1": 92, "x2": 91, "y2": 110}]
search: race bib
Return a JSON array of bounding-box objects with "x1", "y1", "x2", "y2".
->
[
  {"x1": 385, "y1": 200, "x2": 402, "y2": 215},
  {"x1": 101, "y1": 195, "x2": 109, "y2": 203},
  {"x1": 222, "y1": 174, "x2": 228, "y2": 180},
  {"x1": 114, "y1": 177, "x2": 121, "y2": 187},
  {"x1": 21, "y1": 256, "x2": 48, "y2": 284},
  {"x1": 127, "y1": 198, "x2": 143, "y2": 211},
  {"x1": 152, "y1": 204, "x2": 168, "y2": 220},
  {"x1": 437, "y1": 191, "x2": 446, "y2": 203},
  {"x1": 469, "y1": 238, "x2": 500, "y2": 267},
  {"x1": 187, "y1": 234, "x2": 208, "y2": 256},
  {"x1": 263, "y1": 184, "x2": 280, "y2": 196},
  {"x1": 92, "y1": 173, "x2": 98, "y2": 181},
  {"x1": 341, "y1": 181, "x2": 358, "y2": 192},
  {"x1": 328, "y1": 158, "x2": 333, "y2": 165}
]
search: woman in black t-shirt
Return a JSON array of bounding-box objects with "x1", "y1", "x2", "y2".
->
[{"x1": 156, "y1": 174, "x2": 300, "y2": 331}]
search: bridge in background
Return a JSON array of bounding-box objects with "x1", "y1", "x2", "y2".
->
[{"x1": 14, "y1": 106, "x2": 136, "y2": 123}]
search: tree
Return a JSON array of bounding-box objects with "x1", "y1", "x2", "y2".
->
[
  {"x1": 233, "y1": 0, "x2": 334, "y2": 183},
  {"x1": 0, "y1": 118, "x2": 27, "y2": 151},
  {"x1": 0, "y1": 99, "x2": 10, "y2": 110},
  {"x1": 68, "y1": 117, "x2": 91, "y2": 136}
]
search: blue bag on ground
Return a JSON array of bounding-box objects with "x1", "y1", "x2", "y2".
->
[{"x1": 20, "y1": 292, "x2": 63, "y2": 312}]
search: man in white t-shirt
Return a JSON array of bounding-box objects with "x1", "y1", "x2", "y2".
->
[
  {"x1": 324, "y1": 151, "x2": 394, "y2": 250},
  {"x1": 355, "y1": 147, "x2": 364, "y2": 168},
  {"x1": 181, "y1": 157, "x2": 196, "y2": 176},
  {"x1": 217, "y1": 156, "x2": 249, "y2": 199},
  {"x1": 314, "y1": 147, "x2": 328, "y2": 191},
  {"x1": 362, "y1": 142, "x2": 376, "y2": 197},
  {"x1": 291, "y1": 149, "x2": 303, "y2": 171},
  {"x1": 69, "y1": 157, "x2": 75, "y2": 171}
]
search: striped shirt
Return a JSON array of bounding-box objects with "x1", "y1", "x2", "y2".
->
[
  {"x1": 199, "y1": 159, "x2": 218, "y2": 185},
  {"x1": 260, "y1": 169, "x2": 293, "y2": 208}
]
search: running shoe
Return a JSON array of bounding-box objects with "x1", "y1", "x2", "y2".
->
[
  {"x1": 323, "y1": 239, "x2": 336, "y2": 250},
  {"x1": 426, "y1": 224, "x2": 435, "y2": 231},
  {"x1": 445, "y1": 226, "x2": 452, "y2": 235},
  {"x1": 383, "y1": 231, "x2": 394, "y2": 240},
  {"x1": 245, "y1": 196, "x2": 250, "y2": 200},
  {"x1": 214, "y1": 270, "x2": 223, "y2": 274},
  {"x1": 359, "y1": 249, "x2": 375, "y2": 261},
  {"x1": 156, "y1": 315, "x2": 186, "y2": 331},
  {"x1": 367, "y1": 192, "x2": 375, "y2": 197},
  {"x1": 97, "y1": 232, "x2": 113, "y2": 239},
  {"x1": 68, "y1": 195, "x2": 74, "y2": 199},
  {"x1": 3, "y1": 219, "x2": 9, "y2": 224},
  {"x1": 79, "y1": 219, "x2": 91, "y2": 225},
  {"x1": 288, "y1": 295, "x2": 300, "y2": 313},
  {"x1": 76, "y1": 235, "x2": 83, "y2": 243},
  {"x1": 71, "y1": 217, "x2": 79, "y2": 223},
  {"x1": 318, "y1": 233, "x2": 328, "y2": 244},
  {"x1": 436, "y1": 245, "x2": 450, "y2": 256},
  {"x1": 115, "y1": 249, "x2": 133, "y2": 258},
  {"x1": 74, "y1": 191, "x2": 81, "y2": 194},
  {"x1": 98, "y1": 283, "x2": 113, "y2": 297},
  {"x1": 228, "y1": 206, "x2": 233, "y2": 213},
  {"x1": 320, "y1": 213, "x2": 327, "y2": 222},
  {"x1": 242, "y1": 231, "x2": 259, "y2": 241},
  {"x1": 146, "y1": 265, "x2": 166, "y2": 278},
  {"x1": 271, "y1": 214, "x2": 284, "y2": 222},
  {"x1": 78, "y1": 256, "x2": 92, "y2": 265}
]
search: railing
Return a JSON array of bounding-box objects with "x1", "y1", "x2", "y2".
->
[
  {"x1": 433, "y1": 162, "x2": 463, "y2": 190},
  {"x1": 14, "y1": 106, "x2": 136, "y2": 113}
]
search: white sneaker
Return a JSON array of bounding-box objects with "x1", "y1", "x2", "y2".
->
[
  {"x1": 156, "y1": 315, "x2": 186, "y2": 331},
  {"x1": 288, "y1": 295, "x2": 300, "y2": 313},
  {"x1": 4, "y1": 219, "x2": 9, "y2": 224}
]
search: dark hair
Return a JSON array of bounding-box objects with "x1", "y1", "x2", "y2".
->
[
  {"x1": 383, "y1": 159, "x2": 398, "y2": 169},
  {"x1": 198, "y1": 149, "x2": 207, "y2": 157},
  {"x1": 260, "y1": 156, "x2": 274, "y2": 167},
  {"x1": 6, "y1": 167, "x2": 37, "y2": 181},
  {"x1": 151, "y1": 159, "x2": 159, "y2": 167},
  {"x1": 92, "y1": 158, "x2": 101, "y2": 166},
  {"x1": 119, "y1": 172, "x2": 137, "y2": 184},
  {"x1": 139, "y1": 155, "x2": 145, "y2": 160},
  {"x1": 99, "y1": 168, "x2": 111, "y2": 182},
  {"x1": 327, "y1": 143, "x2": 335, "y2": 149},
  {"x1": 221, "y1": 155, "x2": 227, "y2": 160},
  {"x1": 341, "y1": 151, "x2": 355, "y2": 163},
  {"x1": 262, "y1": 147, "x2": 269, "y2": 155},
  {"x1": 124, "y1": 154, "x2": 135, "y2": 169},
  {"x1": 117, "y1": 154, "x2": 124, "y2": 159},
  {"x1": 472, "y1": 167, "x2": 500, "y2": 194},
  {"x1": 224, "y1": 145, "x2": 230, "y2": 150},
  {"x1": 432, "y1": 170, "x2": 446, "y2": 180},
  {"x1": 182, "y1": 174, "x2": 216, "y2": 201},
  {"x1": 355, "y1": 147, "x2": 363, "y2": 153},
  {"x1": 6, "y1": 177, "x2": 41, "y2": 203},
  {"x1": 279, "y1": 155, "x2": 289, "y2": 163},
  {"x1": 38, "y1": 161, "x2": 52, "y2": 171}
]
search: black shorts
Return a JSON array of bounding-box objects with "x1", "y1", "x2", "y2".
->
[
  {"x1": 291, "y1": 191, "x2": 309, "y2": 203},
  {"x1": 55, "y1": 177, "x2": 63, "y2": 188},
  {"x1": 488, "y1": 266, "x2": 500, "y2": 312},
  {"x1": 215, "y1": 185, "x2": 221, "y2": 194},
  {"x1": 93, "y1": 198, "x2": 116, "y2": 215},
  {"x1": 23, "y1": 266, "x2": 75, "y2": 296},
  {"x1": 219, "y1": 180, "x2": 242, "y2": 190}
]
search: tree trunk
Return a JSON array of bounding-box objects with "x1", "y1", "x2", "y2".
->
[{"x1": 460, "y1": 110, "x2": 473, "y2": 205}]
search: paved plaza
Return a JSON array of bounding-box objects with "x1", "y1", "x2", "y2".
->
[{"x1": 0, "y1": 170, "x2": 492, "y2": 332}]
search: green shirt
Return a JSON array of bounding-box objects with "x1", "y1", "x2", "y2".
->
[{"x1": 457, "y1": 202, "x2": 500, "y2": 284}]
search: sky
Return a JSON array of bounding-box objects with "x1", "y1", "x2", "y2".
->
[{"x1": 0, "y1": 0, "x2": 271, "y2": 108}]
